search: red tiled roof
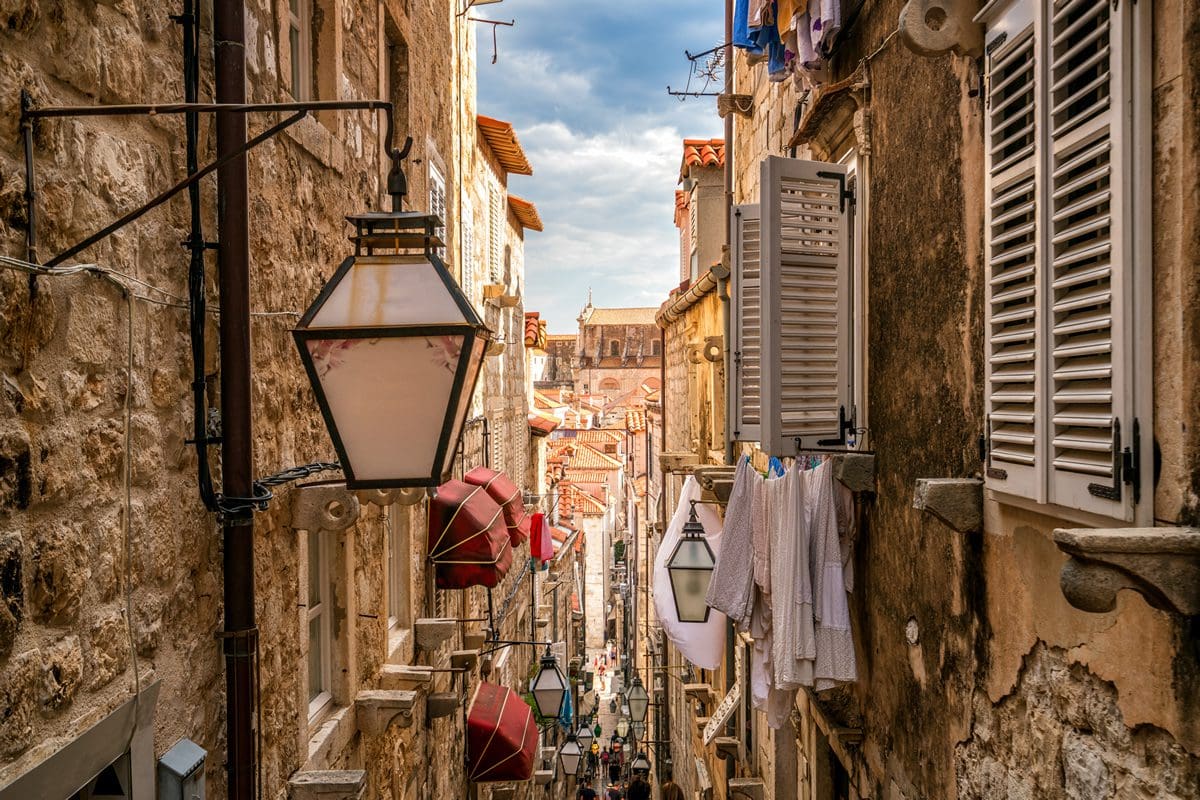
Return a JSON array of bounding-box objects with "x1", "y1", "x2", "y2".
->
[
  {"x1": 508, "y1": 195, "x2": 544, "y2": 232},
  {"x1": 567, "y1": 444, "x2": 624, "y2": 470},
  {"x1": 680, "y1": 138, "x2": 725, "y2": 180},
  {"x1": 524, "y1": 312, "x2": 546, "y2": 348},
  {"x1": 478, "y1": 115, "x2": 533, "y2": 176},
  {"x1": 674, "y1": 190, "x2": 689, "y2": 228},
  {"x1": 626, "y1": 410, "x2": 646, "y2": 432},
  {"x1": 564, "y1": 469, "x2": 614, "y2": 485},
  {"x1": 528, "y1": 408, "x2": 560, "y2": 436},
  {"x1": 534, "y1": 390, "x2": 566, "y2": 410}
]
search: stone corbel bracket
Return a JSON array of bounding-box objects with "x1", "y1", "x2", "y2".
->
[
  {"x1": 728, "y1": 778, "x2": 765, "y2": 800},
  {"x1": 287, "y1": 483, "x2": 361, "y2": 533},
  {"x1": 683, "y1": 683, "x2": 716, "y2": 703},
  {"x1": 833, "y1": 453, "x2": 875, "y2": 494},
  {"x1": 288, "y1": 769, "x2": 367, "y2": 800},
  {"x1": 533, "y1": 769, "x2": 554, "y2": 786},
  {"x1": 414, "y1": 618, "x2": 457, "y2": 651},
  {"x1": 717, "y1": 93, "x2": 754, "y2": 119},
  {"x1": 1053, "y1": 527, "x2": 1200, "y2": 617},
  {"x1": 483, "y1": 284, "x2": 521, "y2": 308},
  {"x1": 450, "y1": 649, "x2": 479, "y2": 670},
  {"x1": 379, "y1": 665, "x2": 435, "y2": 691},
  {"x1": 660, "y1": 452, "x2": 702, "y2": 474},
  {"x1": 491, "y1": 787, "x2": 516, "y2": 800},
  {"x1": 356, "y1": 487, "x2": 424, "y2": 507},
  {"x1": 912, "y1": 478, "x2": 982, "y2": 534},
  {"x1": 355, "y1": 690, "x2": 420, "y2": 734},
  {"x1": 714, "y1": 736, "x2": 740, "y2": 761},
  {"x1": 898, "y1": 0, "x2": 984, "y2": 59},
  {"x1": 426, "y1": 691, "x2": 460, "y2": 720},
  {"x1": 695, "y1": 466, "x2": 737, "y2": 504}
]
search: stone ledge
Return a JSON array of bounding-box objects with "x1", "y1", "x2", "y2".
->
[
  {"x1": 912, "y1": 478, "x2": 983, "y2": 533},
  {"x1": 832, "y1": 453, "x2": 875, "y2": 493},
  {"x1": 355, "y1": 689, "x2": 419, "y2": 734},
  {"x1": 683, "y1": 683, "x2": 715, "y2": 703},
  {"x1": 660, "y1": 452, "x2": 701, "y2": 473},
  {"x1": 288, "y1": 770, "x2": 366, "y2": 800},
  {"x1": 714, "y1": 736, "x2": 740, "y2": 760},
  {"x1": 728, "y1": 778, "x2": 765, "y2": 800},
  {"x1": 1052, "y1": 527, "x2": 1200, "y2": 616},
  {"x1": 533, "y1": 769, "x2": 554, "y2": 785},
  {"x1": 426, "y1": 691, "x2": 460, "y2": 719},
  {"x1": 378, "y1": 664, "x2": 433, "y2": 690},
  {"x1": 450, "y1": 649, "x2": 479, "y2": 670}
]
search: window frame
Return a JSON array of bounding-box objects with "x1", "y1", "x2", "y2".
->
[
  {"x1": 386, "y1": 505, "x2": 411, "y2": 632},
  {"x1": 287, "y1": 0, "x2": 313, "y2": 101},
  {"x1": 306, "y1": 528, "x2": 333, "y2": 723}
]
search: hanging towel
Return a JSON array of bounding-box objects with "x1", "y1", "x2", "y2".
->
[
  {"x1": 733, "y1": 0, "x2": 765, "y2": 53},
  {"x1": 653, "y1": 477, "x2": 726, "y2": 670},
  {"x1": 806, "y1": 461, "x2": 857, "y2": 689},
  {"x1": 705, "y1": 459, "x2": 757, "y2": 627}
]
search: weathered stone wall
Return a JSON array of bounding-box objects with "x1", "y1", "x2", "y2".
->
[{"x1": 0, "y1": 1, "x2": 538, "y2": 798}]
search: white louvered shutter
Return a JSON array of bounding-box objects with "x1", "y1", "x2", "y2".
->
[
  {"x1": 729, "y1": 204, "x2": 762, "y2": 442},
  {"x1": 983, "y1": 2, "x2": 1041, "y2": 500},
  {"x1": 760, "y1": 157, "x2": 853, "y2": 458},
  {"x1": 1045, "y1": 0, "x2": 1133, "y2": 519},
  {"x1": 461, "y1": 202, "x2": 476, "y2": 306}
]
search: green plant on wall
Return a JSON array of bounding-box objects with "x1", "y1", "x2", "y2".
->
[{"x1": 613, "y1": 539, "x2": 626, "y2": 563}]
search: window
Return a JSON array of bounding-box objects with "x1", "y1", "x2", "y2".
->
[
  {"x1": 651, "y1": 340, "x2": 661, "y2": 357},
  {"x1": 980, "y1": 0, "x2": 1149, "y2": 521},
  {"x1": 689, "y1": 187, "x2": 700, "y2": 281},
  {"x1": 387, "y1": 505, "x2": 411, "y2": 630},
  {"x1": 429, "y1": 163, "x2": 447, "y2": 259},
  {"x1": 461, "y1": 202, "x2": 476, "y2": 304},
  {"x1": 488, "y1": 181, "x2": 504, "y2": 284},
  {"x1": 609, "y1": 340, "x2": 621, "y2": 358},
  {"x1": 287, "y1": 0, "x2": 312, "y2": 100},
  {"x1": 731, "y1": 157, "x2": 854, "y2": 456},
  {"x1": 307, "y1": 529, "x2": 332, "y2": 720},
  {"x1": 600, "y1": 377, "x2": 621, "y2": 391}
]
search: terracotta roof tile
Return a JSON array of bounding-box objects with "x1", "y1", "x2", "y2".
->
[
  {"x1": 524, "y1": 312, "x2": 547, "y2": 347},
  {"x1": 508, "y1": 195, "x2": 544, "y2": 232},
  {"x1": 680, "y1": 138, "x2": 725, "y2": 180},
  {"x1": 564, "y1": 469, "x2": 614, "y2": 485},
  {"x1": 528, "y1": 408, "x2": 560, "y2": 436},
  {"x1": 674, "y1": 190, "x2": 689, "y2": 228},
  {"x1": 567, "y1": 443, "x2": 624, "y2": 470},
  {"x1": 477, "y1": 115, "x2": 533, "y2": 176},
  {"x1": 626, "y1": 410, "x2": 646, "y2": 432},
  {"x1": 582, "y1": 307, "x2": 658, "y2": 326}
]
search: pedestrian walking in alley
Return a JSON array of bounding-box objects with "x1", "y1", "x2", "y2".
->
[
  {"x1": 660, "y1": 769, "x2": 684, "y2": 800},
  {"x1": 608, "y1": 756, "x2": 621, "y2": 786},
  {"x1": 577, "y1": 776, "x2": 598, "y2": 800},
  {"x1": 605, "y1": 783, "x2": 623, "y2": 800},
  {"x1": 626, "y1": 772, "x2": 650, "y2": 800}
]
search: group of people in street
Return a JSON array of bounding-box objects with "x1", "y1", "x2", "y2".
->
[{"x1": 574, "y1": 769, "x2": 682, "y2": 800}]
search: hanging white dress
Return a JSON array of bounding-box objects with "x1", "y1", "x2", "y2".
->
[
  {"x1": 806, "y1": 461, "x2": 857, "y2": 689},
  {"x1": 652, "y1": 476, "x2": 726, "y2": 670},
  {"x1": 769, "y1": 464, "x2": 815, "y2": 689},
  {"x1": 705, "y1": 458, "x2": 757, "y2": 628}
]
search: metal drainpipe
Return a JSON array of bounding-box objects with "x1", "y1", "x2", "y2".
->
[
  {"x1": 213, "y1": 0, "x2": 256, "y2": 796},
  {"x1": 723, "y1": 0, "x2": 736, "y2": 470}
]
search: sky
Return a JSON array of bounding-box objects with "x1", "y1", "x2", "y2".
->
[{"x1": 474, "y1": 0, "x2": 724, "y2": 333}]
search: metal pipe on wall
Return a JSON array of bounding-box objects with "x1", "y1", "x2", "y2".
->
[
  {"x1": 723, "y1": 0, "x2": 736, "y2": 470},
  {"x1": 213, "y1": 0, "x2": 257, "y2": 795}
]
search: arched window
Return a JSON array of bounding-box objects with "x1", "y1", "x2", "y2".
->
[
  {"x1": 600, "y1": 378, "x2": 621, "y2": 391},
  {"x1": 610, "y1": 340, "x2": 621, "y2": 357}
]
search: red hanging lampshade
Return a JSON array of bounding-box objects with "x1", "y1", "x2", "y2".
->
[
  {"x1": 428, "y1": 480, "x2": 513, "y2": 589},
  {"x1": 467, "y1": 682, "x2": 538, "y2": 783},
  {"x1": 464, "y1": 466, "x2": 530, "y2": 545}
]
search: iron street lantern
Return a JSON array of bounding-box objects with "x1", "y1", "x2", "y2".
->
[
  {"x1": 576, "y1": 723, "x2": 594, "y2": 752},
  {"x1": 294, "y1": 210, "x2": 490, "y2": 488},
  {"x1": 593, "y1": 722, "x2": 602, "y2": 738},
  {"x1": 615, "y1": 717, "x2": 630, "y2": 739},
  {"x1": 530, "y1": 647, "x2": 568, "y2": 720},
  {"x1": 631, "y1": 720, "x2": 645, "y2": 740},
  {"x1": 630, "y1": 752, "x2": 650, "y2": 774},
  {"x1": 558, "y1": 736, "x2": 582, "y2": 777},
  {"x1": 666, "y1": 502, "x2": 716, "y2": 622},
  {"x1": 625, "y1": 675, "x2": 649, "y2": 724}
]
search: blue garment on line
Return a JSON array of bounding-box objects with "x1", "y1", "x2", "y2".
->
[
  {"x1": 768, "y1": 457, "x2": 786, "y2": 477},
  {"x1": 732, "y1": 0, "x2": 763, "y2": 53}
]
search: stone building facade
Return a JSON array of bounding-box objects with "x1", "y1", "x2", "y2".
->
[
  {"x1": 647, "y1": 1, "x2": 1200, "y2": 799},
  {"x1": 0, "y1": 2, "x2": 548, "y2": 799},
  {"x1": 574, "y1": 304, "x2": 662, "y2": 403}
]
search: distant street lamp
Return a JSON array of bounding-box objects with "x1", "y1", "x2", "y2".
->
[
  {"x1": 630, "y1": 752, "x2": 650, "y2": 774},
  {"x1": 615, "y1": 718, "x2": 630, "y2": 739},
  {"x1": 576, "y1": 724, "x2": 594, "y2": 752},
  {"x1": 558, "y1": 736, "x2": 582, "y2": 777},
  {"x1": 294, "y1": 210, "x2": 490, "y2": 488},
  {"x1": 666, "y1": 502, "x2": 716, "y2": 622},
  {"x1": 625, "y1": 675, "x2": 649, "y2": 724},
  {"x1": 530, "y1": 647, "x2": 568, "y2": 719}
]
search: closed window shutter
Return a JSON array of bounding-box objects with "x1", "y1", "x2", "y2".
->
[
  {"x1": 984, "y1": 8, "x2": 1041, "y2": 499},
  {"x1": 760, "y1": 157, "x2": 853, "y2": 458},
  {"x1": 729, "y1": 203, "x2": 762, "y2": 442},
  {"x1": 429, "y1": 165, "x2": 447, "y2": 259},
  {"x1": 489, "y1": 183, "x2": 503, "y2": 284},
  {"x1": 461, "y1": 203, "x2": 475, "y2": 304},
  {"x1": 1045, "y1": 0, "x2": 1132, "y2": 519}
]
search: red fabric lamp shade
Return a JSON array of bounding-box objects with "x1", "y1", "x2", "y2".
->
[
  {"x1": 464, "y1": 467, "x2": 530, "y2": 545},
  {"x1": 428, "y1": 480, "x2": 513, "y2": 589},
  {"x1": 467, "y1": 682, "x2": 538, "y2": 783},
  {"x1": 529, "y1": 512, "x2": 553, "y2": 563}
]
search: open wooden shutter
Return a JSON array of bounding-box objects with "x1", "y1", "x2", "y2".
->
[
  {"x1": 760, "y1": 157, "x2": 853, "y2": 458},
  {"x1": 983, "y1": 3, "x2": 1041, "y2": 500},
  {"x1": 489, "y1": 182, "x2": 504, "y2": 284},
  {"x1": 729, "y1": 203, "x2": 762, "y2": 443},
  {"x1": 1044, "y1": 0, "x2": 1133, "y2": 520}
]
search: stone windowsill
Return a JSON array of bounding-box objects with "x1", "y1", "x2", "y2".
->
[
  {"x1": 386, "y1": 625, "x2": 413, "y2": 666},
  {"x1": 304, "y1": 704, "x2": 357, "y2": 771},
  {"x1": 282, "y1": 114, "x2": 345, "y2": 174}
]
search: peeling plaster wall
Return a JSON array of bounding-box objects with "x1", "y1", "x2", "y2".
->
[{"x1": 725, "y1": 0, "x2": 1200, "y2": 797}]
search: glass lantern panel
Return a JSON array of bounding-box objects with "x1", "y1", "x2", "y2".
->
[
  {"x1": 668, "y1": 566, "x2": 712, "y2": 622},
  {"x1": 438, "y1": 334, "x2": 488, "y2": 477},
  {"x1": 669, "y1": 537, "x2": 714, "y2": 570},
  {"x1": 559, "y1": 742, "x2": 581, "y2": 776},
  {"x1": 307, "y1": 334, "x2": 464, "y2": 481},
  {"x1": 309, "y1": 255, "x2": 470, "y2": 328}
]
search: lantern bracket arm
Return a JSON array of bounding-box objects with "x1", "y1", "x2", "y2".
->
[{"x1": 19, "y1": 97, "x2": 411, "y2": 268}]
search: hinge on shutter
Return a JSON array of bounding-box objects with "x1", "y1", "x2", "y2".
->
[
  {"x1": 1087, "y1": 418, "x2": 1141, "y2": 503},
  {"x1": 815, "y1": 405, "x2": 854, "y2": 448},
  {"x1": 816, "y1": 171, "x2": 855, "y2": 213},
  {"x1": 983, "y1": 414, "x2": 1008, "y2": 480}
]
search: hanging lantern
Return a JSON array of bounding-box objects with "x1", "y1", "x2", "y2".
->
[
  {"x1": 615, "y1": 717, "x2": 629, "y2": 739},
  {"x1": 625, "y1": 675, "x2": 649, "y2": 724},
  {"x1": 294, "y1": 210, "x2": 490, "y2": 488},
  {"x1": 558, "y1": 736, "x2": 582, "y2": 777},
  {"x1": 666, "y1": 501, "x2": 716, "y2": 623},
  {"x1": 631, "y1": 720, "x2": 645, "y2": 740},
  {"x1": 529, "y1": 647, "x2": 568, "y2": 720},
  {"x1": 576, "y1": 723, "x2": 594, "y2": 752},
  {"x1": 630, "y1": 751, "x2": 650, "y2": 773}
]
